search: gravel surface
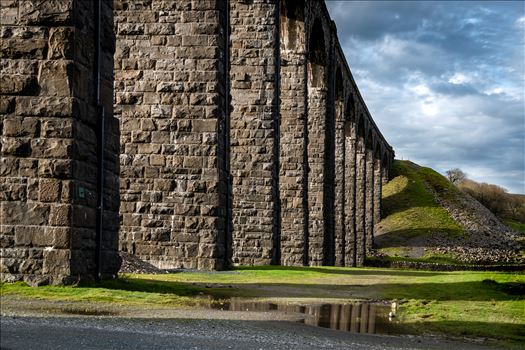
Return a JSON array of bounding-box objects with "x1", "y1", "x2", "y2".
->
[
  {"x1": 0, "y1": 316, "x2": 499, "y2": 350},
  {"x1": 119, "y1": 252, "x2": 169, "y2": 274}
]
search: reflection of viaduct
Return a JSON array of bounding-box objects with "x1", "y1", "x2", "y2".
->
[
  {"x1": 1, "y1": 0, "x2": 393, "y2": 283},
  {"x1": 215, "y1": 299, "x2": 387, "y2": 334}
]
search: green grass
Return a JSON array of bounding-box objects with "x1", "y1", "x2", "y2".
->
[
  {"x1": 376, "y1": 161, "x2": 464, "y2": 261},
  {"x1": 0, "y1": 277, "x2": 207, "y2": 307},
  {"x1": 2, "y1": 266, "x2": 523, "y2": 347},
  {"x1": 379, "y1": 160, "x2": 463, "y2": 239},
  {"x1": 505, "y1": 219, "x2": 525, "y2": 234}
]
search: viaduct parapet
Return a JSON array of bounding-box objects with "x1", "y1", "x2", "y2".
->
[{"x1": 1, "y1": 0, "x2": 394, "y2": 284}]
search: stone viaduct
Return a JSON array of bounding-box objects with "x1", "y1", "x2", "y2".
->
[{"x1": 0, "y1": 0, "x2": 393, "y2": 284}]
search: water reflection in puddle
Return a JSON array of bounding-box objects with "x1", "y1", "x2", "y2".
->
[{"x1": 210, "y1": 299, "x2": 396, "y2": 335}]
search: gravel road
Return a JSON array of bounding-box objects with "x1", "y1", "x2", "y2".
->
[{"x1": 0, "y1": 315, "x2": 498, "y2": 350}]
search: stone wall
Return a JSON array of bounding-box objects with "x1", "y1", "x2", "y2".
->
[
  {"x1": 1, "y1": 0, "x2": 394, "y2": 283},
  {"x1": 114, "y1": 0, "x2": 228, "y2": 270},
  {"x1": 279, "y1": 0, "x2": 308, "y2": 266},
  {"x1": 229, "y1": 0, "x2": 279, "y2": 265},
  {"x1": 0, "y1": 0, "x2": 120, "y2": 285},
  {"x1": 113, "y1": 0, "x2": 397, "y2": 270}
]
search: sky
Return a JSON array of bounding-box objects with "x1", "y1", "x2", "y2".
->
[{"x1": 326, "y1": 1, "x2": 525, "y2": 194}]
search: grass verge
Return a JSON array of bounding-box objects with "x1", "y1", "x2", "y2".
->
[{"x1": 1, "y1": 277, "x2": 207, "y2": 307}]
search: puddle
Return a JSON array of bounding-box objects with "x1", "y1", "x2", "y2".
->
[{"x1": 210, "y1": 299, "x2": 399, "y2": 335}]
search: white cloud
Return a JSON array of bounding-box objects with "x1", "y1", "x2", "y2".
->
[
  {"x1": 448, "y1": 73, "x2": 471, "y2": 85},
  {"x1": 410, "y1": 84, "x2": 431, "y2": 96},
  {"x1": 421, "y1": 101, "x2": 438, "y2": 116},
  {"x1": 485, "y1": 87, "x2": 504, "y2": 95},
  {"x1": 464, "y1": 18, "x2": 481, "y2": 25}
]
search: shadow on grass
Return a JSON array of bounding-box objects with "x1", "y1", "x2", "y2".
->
[
  {"x1": 85, "y1": 278, "x2": 203, "y2": 297},
  {"x1": 86, "y1": 276, "x2": 524, "y2": 302},
  {"x1": 374, "y1": 228, "x2": 491, "y2": 248},
  {"x1": 381, "y1": 185, "x2": 439, "y2": 217},
  {"x1": 380, "y1": 161, "x2": 445, "y2": 217},
  {"x1": 234, "y1": 265, "x2": 442, "y2": 277}
]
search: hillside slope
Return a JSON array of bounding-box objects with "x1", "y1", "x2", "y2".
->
[{"x1": 374, "y1": 161, "x2": 523, "y2": 264}]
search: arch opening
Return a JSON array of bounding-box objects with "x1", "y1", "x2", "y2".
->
[
  {"x1": 308, "y1": 19, "x2": 326, "y2": 88},
  {"x1": 280, "y1": 0, "x2": 305, "y2": 51}
]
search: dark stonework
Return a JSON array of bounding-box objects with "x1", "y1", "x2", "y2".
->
[
  {"x1": 1, "y1": 0, "x2": 394, "y2": 283},
  {"x1": 114, "y1": 0, "x2": 228, "y2": 270},
  {"x1": 1, "y1": 0, "x2": 120, "y2": 285},
  {"x1": 279, "y1": 0, "x2": 308, "y2": 266},
  {"x1": 229, "y1": 0, "x2": 279, "y2": 265}
]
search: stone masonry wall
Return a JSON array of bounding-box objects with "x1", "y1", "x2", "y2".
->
[
  {"x1": 279, "y1": 0, "x2": 307, "y2": 266},
  {"x1": 344, "y1": 123, "x2": 357, "y2": 266},
  {"x1": 0, "y1": 0, "x2": 120, "y2": 285},
  {"x1": 229, "y1": 0, "x2": 279, "y2": 265},
  {"x1": 113, "y1": 0, "x2": 394, "y2": 270},
  {"x1": 2, "y1": 0, "x2": 394, "y2": 282},
  {"x1": 333, "y1": 91, "x2": 345, "y2": 266},
  {"x1": 355, "y1": 132, "x2": 367, "y2": 266},
  {"x1": 365, "y1": 143, "x2": 375, "y2": 252},
  {"x1": 114, "y1": 0, "x2": 228, "y2": 270}
]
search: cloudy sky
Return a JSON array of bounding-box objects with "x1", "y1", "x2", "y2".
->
[{"x1": 326, "y1": 1, "x2": 525, "y2": 194}]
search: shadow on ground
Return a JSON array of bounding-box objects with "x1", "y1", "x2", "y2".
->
[
  {"x1": 236, "y1": 265, "x2": 441, "y2": 277},
  {"x1": 374, "y1": 228, "x2": 497, "y2": 248},
  {"x1": 92, "y1": 269, "x2": 524, "y2": 302}
]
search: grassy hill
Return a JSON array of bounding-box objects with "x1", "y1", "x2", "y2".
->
[{"x1": 374, "y1": 160, "x2": 523, "y2": 265}]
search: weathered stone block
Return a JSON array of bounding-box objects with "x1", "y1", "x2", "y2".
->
[
  {"x1": 31, "y1": 138, "x2": 72, "y2": 159},
  {"x1": 14, "y1": 226, "x2": 51, "y2": 247},
  {"x1": 1, "y1": 202, "x2": 50, "y2": 226},
  {"x1": 42, "y1": 248, "x2": 70, "y2": 275},
  {"x1": 0, "y1": 38, "x2": 47, "y2": 59},
  {"x1": 0, "y1": 181, "x2": 26, "y2": 201},
  {"x1": 39, "y1": 179, "x2": 61, "y2": 202},
  {"x1": 47, "y1": 27, "x2": 74, "y2": 59},
  {"x1": 3, "y1": 117, "x2": 40, "y2": 137},
  {"x1": 41, "y1": 118, "x2": 73, "y2": 138},
  {"x1": 0, "y1": 6, "x2": 19, "y2": 25},
  {"x1": 37, "y1": 159, "x2": 72, "y2": 179},
  {"x1": 192, "y1": 119, "x2": 216, "y2": 132},
  {"x1": 149, "y1": 154, "x2": 166, "y2": 166},
  {"x1": 19, "y1": 0, "x2": 73, "y2": 25},
  {"x1": 46, "y1": 227, "x2": 71, "y2": 249},
  {"x1": 0, "y1": 74, "x2": 38, "y2": 95},
  {"x1": 72, "y1": 205, "x2": 96, "y2": 229},
  {"x1": 15, "y1": 96, "x2": 74, "y2": 117},
  {"x1": 183, "y1": 157, "x2": 202, "y2": 169},
  {"x1": 0, "y1": 96, "x2": 16, "y2": 114},
  {"x1": 1, "y1": 138, "x2": 32, "y2": 157},
  {"x1": 49, "y1": 204, "x2": 72, "y2": 226},
  {"x1": 37, "y1": 60, "x2": 73, "y2": 96}
]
